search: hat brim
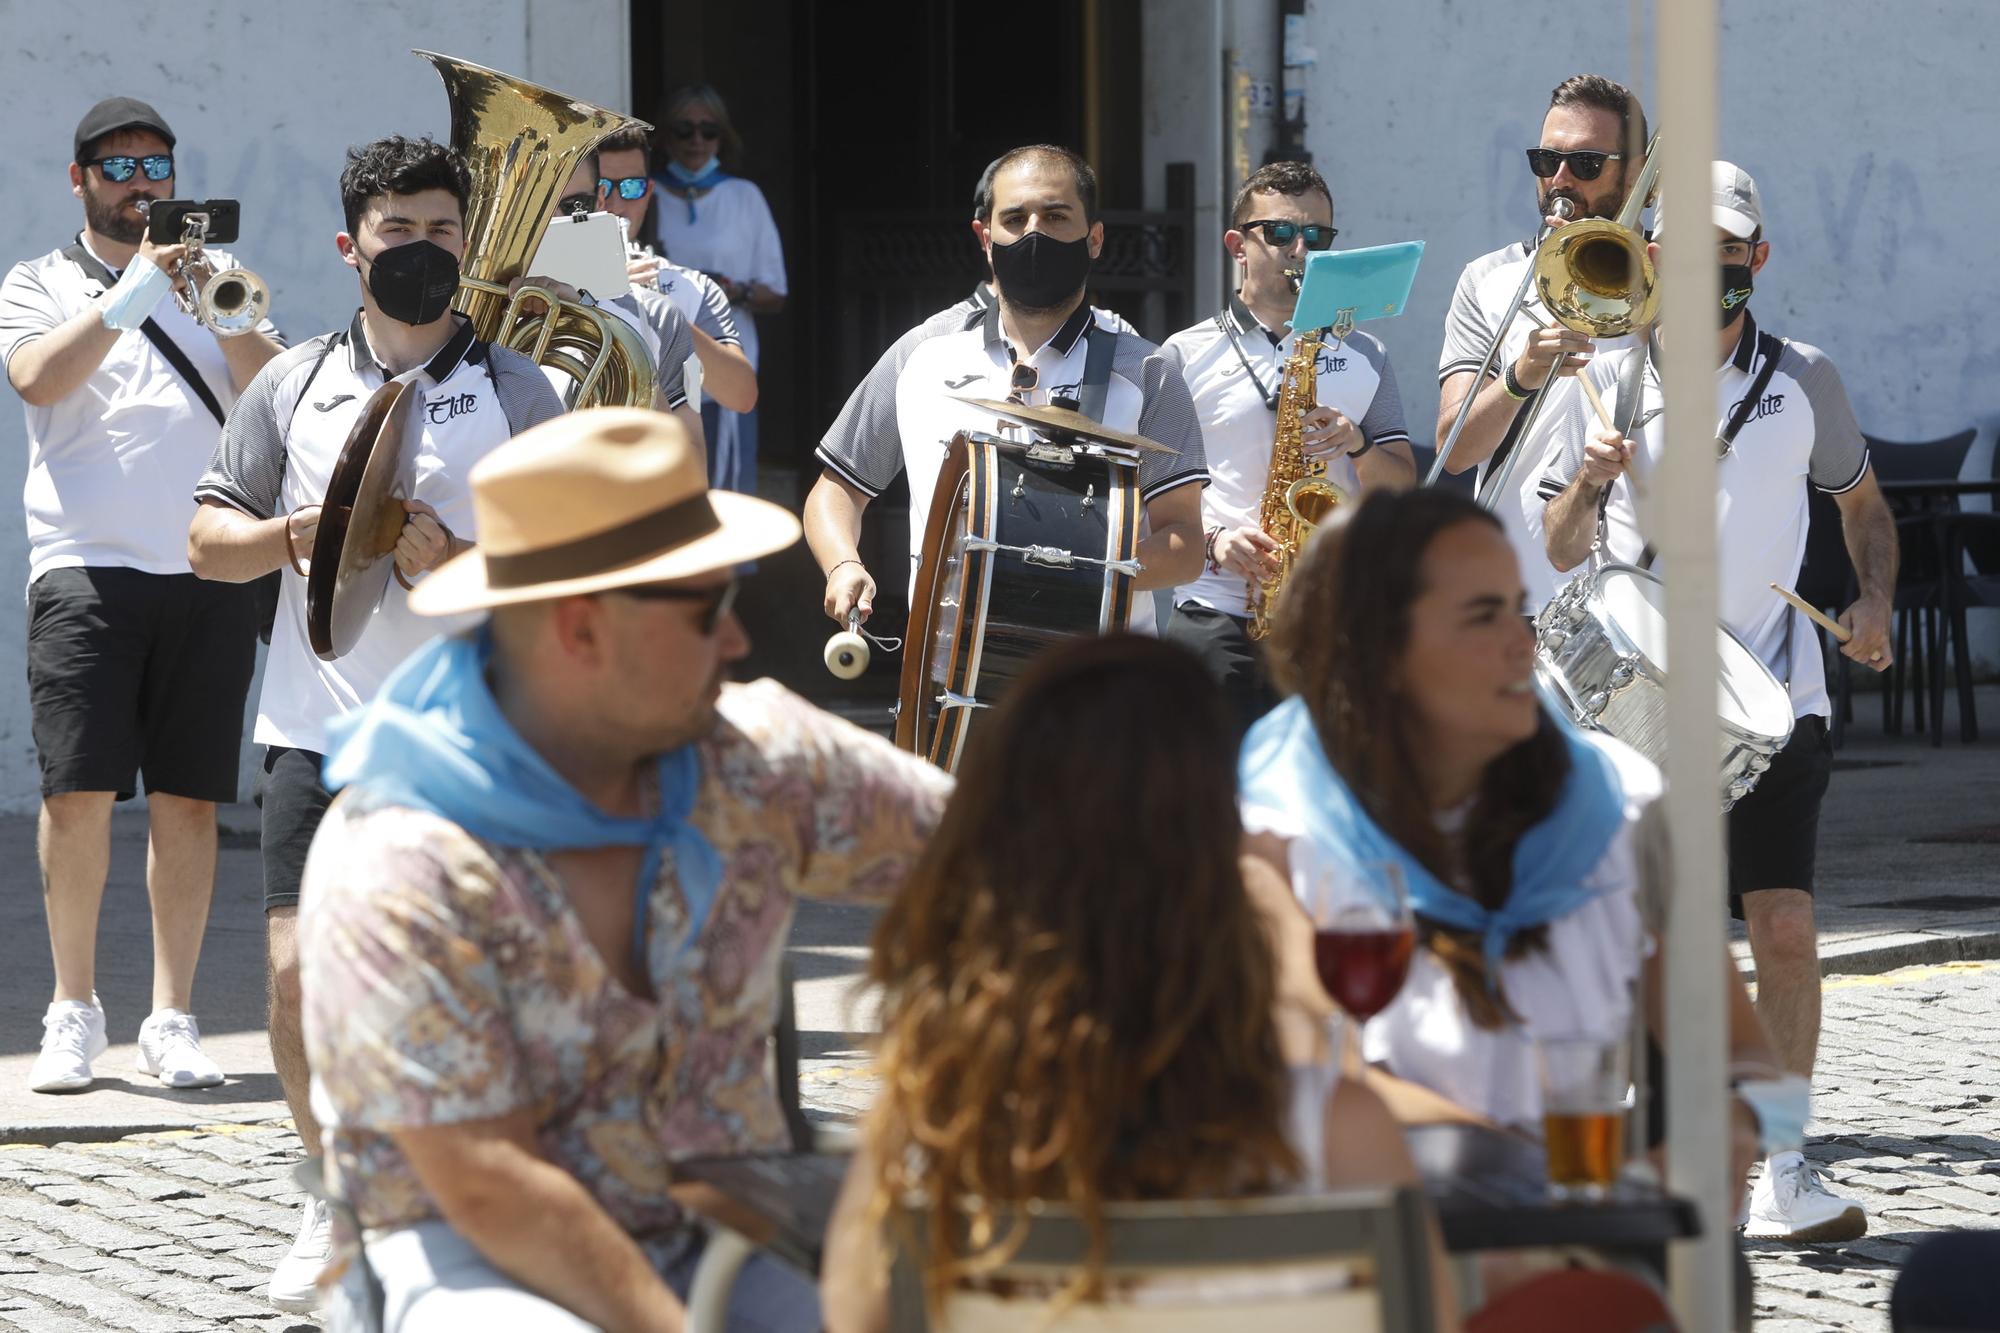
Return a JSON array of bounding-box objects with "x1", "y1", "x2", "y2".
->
[
  {"x1": 406, "y1": 491, "x2": 803, "y2": 617},
  {"x1": 1715, "y1": 206, "x2": 1759, "y2": 240}
]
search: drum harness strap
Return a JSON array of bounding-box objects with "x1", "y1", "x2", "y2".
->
[
  {"x1": 1074, "y1": 320, "x2": 1118, "y2": 423},
  {"x1": 1596, "y1": 328, "x2": 1801, "y2": 688}
]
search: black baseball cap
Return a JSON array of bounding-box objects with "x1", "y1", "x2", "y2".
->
[{"x1": 73, "y1": 97, "x2": 177, "y2": 164}]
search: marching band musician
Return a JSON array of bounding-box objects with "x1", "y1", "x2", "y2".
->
[
  {"x1": 1539, "y1": 161, "x2": 1897, "y2": 1245},
  {"x1": 2, "y1": 96, "x2": 283, "y2": 1105},
  {"x1": 1160, "y1": 160, "x2": 1415, "y2": 737},
  {"x1": 548, "y1": 150, "x2": 705, "y2": 453},
  {"x1": 185, "y1": 135, "x2": 564, "y2": 1313},
  {"x1": 592, "y1": 125, "x2": 759, "y2": 418},
  {"x1": 1435, "y1": 75, "x2": 1649, "y2": 616},
  {"x1": 806, "y1": 144, "x2": 1208, "y2": 634}
]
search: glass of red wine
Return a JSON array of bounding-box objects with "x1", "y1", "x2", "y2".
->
[{"x1": 1300, "y1": 854, "x2": 1416, "y2": 1024}]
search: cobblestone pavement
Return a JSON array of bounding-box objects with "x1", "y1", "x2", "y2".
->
[{"x1": 1, "y1": 961, "x2": 1993, "y2": 1330}]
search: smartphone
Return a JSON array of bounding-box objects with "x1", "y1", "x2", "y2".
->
[{"x1": 146, "y1": 199, "x2": 241, "y2": 245}]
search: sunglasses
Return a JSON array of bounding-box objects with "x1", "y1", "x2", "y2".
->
[
  {"x1": 614, "y1": 577, "x2": 739, "y2": 634},
  {"x1": 1525, "y1": 148, "x2": 1624, "y2": 181},
  {"x1": 599, "y1": 175, "x2": 650, "y2": 201},
  {"x1": 557, "y1": 192, "x2": 596, "y2": 218},
  {"x1": 86, "y1": 154, "x2": 174, "y2": 183},
  {"x1": 1243, "y1": 219, "x2": 1338, "y2": 250},
  {"x1": 670, "y1": 121, "x2": 723, "y2": 142}
]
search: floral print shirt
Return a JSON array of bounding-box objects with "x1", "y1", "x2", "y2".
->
[{"x1": 299, "y1": 680, "x2": 952, "y2": 1236}]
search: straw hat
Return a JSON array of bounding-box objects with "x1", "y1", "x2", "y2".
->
[{"x1": 407, "y1": 407, "x2": 801, "y2": 616}]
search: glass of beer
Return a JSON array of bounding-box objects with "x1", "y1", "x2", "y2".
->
[{"x1": 1537, "y1": 1035, "x2": 1631, "y2": 1201}]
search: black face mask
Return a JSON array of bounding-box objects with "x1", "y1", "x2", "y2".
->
[
  {"x1": 363, "y1": 239, "x2": 461, "y2": 326},
  {"x1": 987, "y1": 231, "x2": 1093, "y2": 312},
  {"x1": 1720, "y1": 263, "x2": 1754, "y2": 327}
]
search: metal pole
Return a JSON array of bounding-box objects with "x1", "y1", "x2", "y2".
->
[{"x1": 1655, "y1": 4, "x2": 1732, "y2": 1329}]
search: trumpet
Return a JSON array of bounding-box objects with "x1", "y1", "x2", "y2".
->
[{"x1": 135, "y1": 200, "x2": 270, "y2": 337}]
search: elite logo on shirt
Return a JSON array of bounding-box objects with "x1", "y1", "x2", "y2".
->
[
  {"x1": 1749, "y1": 393, "x2": 1785, "y2": 422},
  {"x1": 425, "y1": 392, "x2": 479, "y2": 424},
  {"x1": 1315, "y1": 352, "x2": 1348, "y2": 375}
]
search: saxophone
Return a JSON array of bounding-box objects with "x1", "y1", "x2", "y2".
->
[{"x1": 1248, "y1": 323, "x2": 1351, "y2": 639}]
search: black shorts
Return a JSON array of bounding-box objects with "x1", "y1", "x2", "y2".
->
[
  {"x1": 26, "y1": 566, "x2": 258, "y2": 803},
  {"x1": 1164, "y1": 603, "x2": 1281, "y2": 742},
  {"x1": 1726, "y1": 713, "x2": 1832, "y2": 910},
  {"x1": 258, "y1": 745, "x2": 330, "y2": 913}
]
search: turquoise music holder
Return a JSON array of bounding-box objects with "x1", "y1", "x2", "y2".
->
[{"x1": 1291, "y1": 240, "x2": 1425, "y2": 338}]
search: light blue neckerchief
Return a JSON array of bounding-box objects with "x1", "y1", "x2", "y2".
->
[
  {"x1": 1239, "y1": 697, "x2": 1626, "y2": 974},
  {"x1": 321, "y1": 628, "x2": 724, "y2": 978},
  {"x1": 660, "y1": 158, "x2": 731, "y2": 223}
]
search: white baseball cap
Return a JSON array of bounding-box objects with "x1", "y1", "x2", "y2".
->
[{"x1": 1654, "y1": 161, "x2": 1766, "y2": 240}]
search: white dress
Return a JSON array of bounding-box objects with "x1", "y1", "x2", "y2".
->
[{"x1": 1243, "y1": 732, "x2": 1661, "y2": 1132}]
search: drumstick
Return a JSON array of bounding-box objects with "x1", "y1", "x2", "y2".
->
[
  {"x1": 1521, "y1": 310, "x2": 1645, "y2": 501},
  {"x1": 1770, "y1": 583, "x2": 1852, "y2": 643}
]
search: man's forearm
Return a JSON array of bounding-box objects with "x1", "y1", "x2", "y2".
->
[
  {"x1": 1133, "y1": 517, "x2": 1200, "y2": 590},
  {"x1": 6, "y1": 310, "x2": 125, "y2": 407},
  {"x1": 1543, "y1": 477, "x2": 1604, "y2": 572},
  {"x1": 187, "y1": 503, "x2": 290, "y2": 582},
  {"x1": 804, "y1": 476, "x2": 867, "y2": 572},
  {"x1": 1354, "y1": 441, "x2": 1416, "y2": 493},
  {"x1": 449, "y1": 1153, "x2": 683, "y2": 1333},
  {"x1": 1434, "y1": 373, "x2": 1524, "y2": 475},
  {"x1": 690, "y1": 328, "x2": 756, "y2": 412},
  {"x1": 1843, "y1": 500, "x2": 1898, "y2": 603},
  {"x1": 217, "y1": 328, "x2": 284, "y2": 394}
]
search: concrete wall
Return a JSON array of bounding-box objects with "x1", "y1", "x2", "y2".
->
[
  {"x1": 1146, "y1": 0, "x2": 1998, "y2": 663},
  {"x1": 0, "y1": 2, "x2": 628, "y2": 810}
]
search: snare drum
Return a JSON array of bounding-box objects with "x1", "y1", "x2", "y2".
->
[
  {"x1": 896, "y1": 430, "x2": 1142, "y2": 771},
  {"x1": 1536, "y1": 563, "x2": 1795, "y2": 810}
]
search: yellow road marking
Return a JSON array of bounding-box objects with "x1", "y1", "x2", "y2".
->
[{"x1": 1823, "y1": 959, "x2": 1994, "y2": 992}]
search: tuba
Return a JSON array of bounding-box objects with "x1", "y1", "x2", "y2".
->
[
  {"x1": 1248, "y1": 315, "x2": 1350, "y2": 640},
  {"x1": 417, "y1": 50, "x2": 656, "y2": 407}
]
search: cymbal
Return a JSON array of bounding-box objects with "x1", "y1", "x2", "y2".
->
[
  {"x1": 954, "y1": 396, "x2": 1176, "y2": 454},
  {"x1": 305, "y1": 378, "x2": 417, "y2": 660}
]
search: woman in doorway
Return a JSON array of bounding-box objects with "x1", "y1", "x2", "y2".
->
[
  {"x1": 652, "y1": 83, "x2": 785, "y2": 496},
  {"x1": 820, "y1": 634, "x2": 1456, "y2": 1331}
]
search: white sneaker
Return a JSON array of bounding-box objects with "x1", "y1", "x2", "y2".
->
[
  {"x1": 134, "y1": 1009, "x2": 225, "y2": 1089},
  {"x1": 267, "y1": 1197, "x2": 333, "y2": 1313},
  {"x1": 30, "y1": 997, "x2": 108, "y2": 1093},
  {"x1": 1744, "y1": 1152, "x2": 1867, "y2": 1242}
]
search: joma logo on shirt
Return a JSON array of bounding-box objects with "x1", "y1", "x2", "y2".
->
[
  {"x1": 1749, "y1": 393, "x2": 1785, "y2": 421},
  {"x1": 425, "y1": 393, "x2": 479, "y2": 424}
]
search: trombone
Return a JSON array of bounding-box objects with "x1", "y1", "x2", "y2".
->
[
  {"x1": 1427, "y1": 129, "x2": 1663, "y2": 500},
  {"x1": 133, "y1": 200, "x2": 271, "y2": 337}
]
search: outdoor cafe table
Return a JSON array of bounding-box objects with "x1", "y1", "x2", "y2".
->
[{"x1": 674, "y1": 1122, "x2": 1700, "y2": 1321}]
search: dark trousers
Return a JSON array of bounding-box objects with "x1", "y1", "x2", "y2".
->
[{"x1": 1163, "y1": 602, "x2": 1281, "y2": 743}]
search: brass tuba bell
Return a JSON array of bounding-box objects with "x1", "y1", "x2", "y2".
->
[{"x1": 416, "y1": 50, "x2": 657, "y2": 408}]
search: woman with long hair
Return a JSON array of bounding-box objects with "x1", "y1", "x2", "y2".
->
[
  {"x1": 1240, "y1": 489, "x2": 1783, "y2": 1190},
  {"x1": 650, "y1": 84, "x2": 784, "y2": 496},
  {"x1": 821, "y1": 634, "x2": 1453, "y2": 1330}
]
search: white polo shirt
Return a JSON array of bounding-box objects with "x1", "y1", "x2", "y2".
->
[
  {"x1": 0, "y1": 235, "x2": 283, "y2": 585},
  {"x1": 195, "y1": 313, "x2": 563, "y2": 754},
  {"x1": 1163, "y1": 295, "x2": 1411, "y2": 618},
  {"x1": 817, "y1": 301, "x2": 1209, "y2": 634},
  {"x1": 657, "y1": 260, "x2": 741, "y2": 347},
  {"x1": 1440, "y1": 240, "x2": 1638, "y2": 613},
  {"x1": 1536, "y1": 312, "x2": 1870, "y2": 721}
]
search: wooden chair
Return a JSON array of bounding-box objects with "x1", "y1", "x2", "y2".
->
[{"x1": 886, "y1": 1187, "x2": 1439, "y2": 1332}]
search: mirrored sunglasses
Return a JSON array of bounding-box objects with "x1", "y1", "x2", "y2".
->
[
  {"x1": 1245, "y1": 219, "x2": 1338, "y2": 250},
  {"x1": 1525, "y1": 148, "x2": 1623, "y2": 181},
  {"x1": 599, "y1": 175, "x2": 650, "y2": 201},
  {"x1": 87, "y1": 154, "x2": 174, "y2": 183}
]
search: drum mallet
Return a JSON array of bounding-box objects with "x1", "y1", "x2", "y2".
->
[
  {"x1": 1770, "y1": 584, "x2": 1852, "y2": 644},
  {"x1": 824, "y1": 611, "x2": 901, "y2": 679}
]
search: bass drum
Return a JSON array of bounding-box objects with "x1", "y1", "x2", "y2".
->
[
  {"x1": 896, "y1": 430, "x2": 1142, "y2": 771},
  {"x1": 1536, "y1": 563, "x2": 1795, "y2": 811}
]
